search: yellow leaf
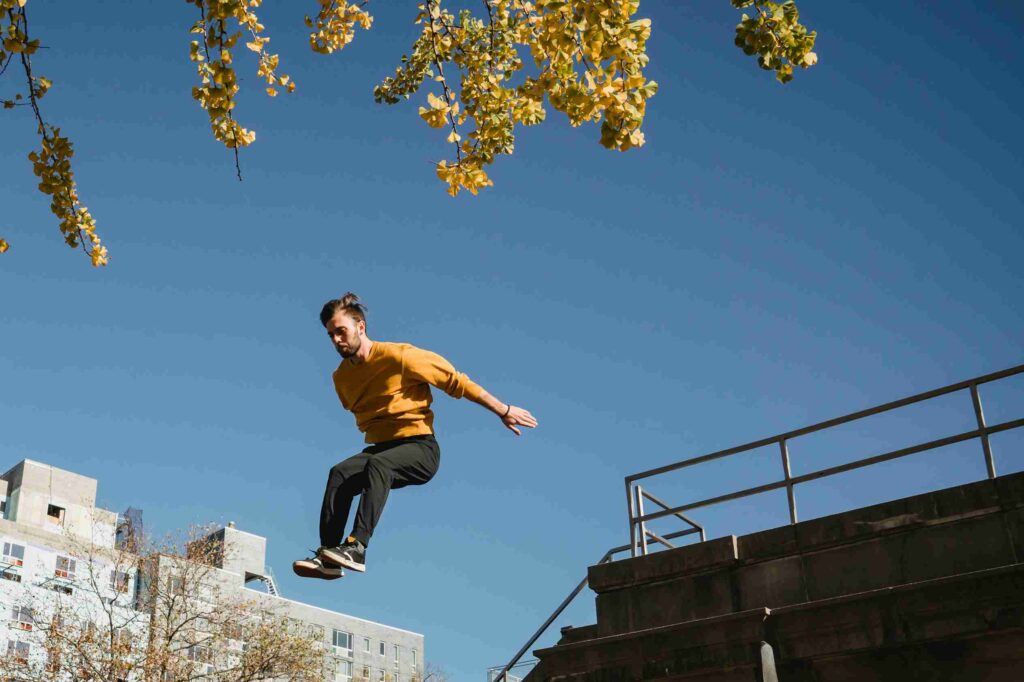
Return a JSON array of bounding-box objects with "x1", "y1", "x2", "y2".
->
[
  {"x1": 427, "y1": 92, "x2": 448, "y2": 110},
  {"x1": 266, "y1": 87, "x2": 277, "y2": 97},
  {"x1": 0, "y1": 239, "x2": 9, "y2": 254},
  {"x1": 446, "y1": 130, "x2": 461, "y2": 143}
]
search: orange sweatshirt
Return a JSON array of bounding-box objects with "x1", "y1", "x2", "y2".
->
[{"x1": 332, "y1": 341, "x2": 485, "y2": 443}]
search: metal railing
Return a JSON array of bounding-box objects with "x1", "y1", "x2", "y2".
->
[
  {"x1": 626, "y1": 363, "x2": 1024, "y2": 557},
  {"x1": 489, "y1": 522, "x2": 706, "y2": 682},
  {"x1": 492, "y1": 364, "x2": 1021, "y2": 682},
  {"x1": 487, "y1": 660, "x2": 537, "y2": 682}
]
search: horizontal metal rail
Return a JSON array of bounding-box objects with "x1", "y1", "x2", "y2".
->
[
  {"x1": 636, "y1": 417, "x2": 1024, "y2": 525},
  {"x1": 627, "y1": 363, "x2": 1023, "y2": 484},
  {"x1": 626, "y1": 363, "x2": 1024, "y2": 557}
]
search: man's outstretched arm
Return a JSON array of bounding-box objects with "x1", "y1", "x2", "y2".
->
[
  {"x1": 403, "y1": 345, "x2": 538, "y2": 436},
  {"x1": 467, "y1": 388, "x2": 538, "y2": 436}
]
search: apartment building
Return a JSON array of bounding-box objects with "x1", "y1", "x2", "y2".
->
[{"x1": 0, "y1": 459, "x2": 424, "y2": 681}]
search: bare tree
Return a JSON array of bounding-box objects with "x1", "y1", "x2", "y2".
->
[{"x1": 421, "y1": 661, "x2": 449, "y2": 682}]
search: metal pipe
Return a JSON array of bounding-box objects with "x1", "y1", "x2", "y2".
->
[
  {"x1": 627, "y1": 364, "x2": 1024, "y2": 483},
  {"x1": 626, "y1": 480, "x2": 637, "y2": 558},
  {"x1": 759, "y1": 641, "x2": 779, "y2": 682},
  {"x1": 635, "y1": 418, "x2": 1024, "y2": 524},
  {"x1": 634, "y1": 486, "x2": 648, "y2": 556},
  {"x1": 971, "y1": 383, "x2": 997, "y2": 479},
  {"x1": 639, "y1": 487, "x2": 706, "y2": 534},
  {"x1": 491, "y1": 549, "x2": 622, "y2": 682},
  {"x1": 657, "y1": 528, "x2": 701, "y2": 542},
  {"x1": 644, "y1": 529, "x2": 676, "y2": 550},
  {"x1": 779, "y1": 439, "x2": 797, "y2": 524}
]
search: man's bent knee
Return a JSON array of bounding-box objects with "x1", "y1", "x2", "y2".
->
[{"x1": 329, "y1": 455, "x2": 367, "y2": 482}]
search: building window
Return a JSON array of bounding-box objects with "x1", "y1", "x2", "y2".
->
[
  {"x1": 187, "y1": 645, "x2": 214, "y2": 675},
  {"x1": 111, "y1": 570, "x2": 132, "y2": 593},
  {"x1": 2, "y1": 541, "x2": 25, "y2": 566},
  {"x1": 379, "y1": 641, "x2": 385, "y2": 657},
  {"x1": 362, "y1": 665, "x2": 370, "y2": 681},
  {"x1": 7, "y1": 640, "x2": 30, "y2": 664},
  {"x1": 1, "y1": 569, "x2": 22, "y2": 583},
  {"x1": 338, "y1": 659, "x2": 353, "y2": 682},
  {"x1": 412, "y1": 649, "x2": 418, "y2": 667},
  {"x1": 50, "y1": 583, "x2": 74, "y2": 595},
  {"x1": 376, "y1": 669, "x2": 385, "y2": 682},
  {"x1": 393, "y1": 644, "x2": 399, "y2": 666},
  {"x1": 363, "y1": 636, "x2": 371, "y2": 653},
  {"x1": 47, "y1": 504, "x2": 65, "y2": 523},
  {"x1": 333, "y1": 629, "x2": 353, "y2": 657},
  {"x1": 55, "y1": 555, "x2": 76, "y2": 580},
  {"x1": 11, "y1": 604, "x2": 34, "y2": 631}
]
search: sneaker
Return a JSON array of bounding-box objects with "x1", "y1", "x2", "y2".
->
[
  {"x1": 292, "y1": 548, "x2": 344, "y2": 580},
  {"x1": 320, "y1": 537, "x2": 366, "y2": 573}
]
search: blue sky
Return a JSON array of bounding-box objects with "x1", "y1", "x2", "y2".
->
[{"x1": 2, "y1": 1, "x2": 1023, "y2": 679}]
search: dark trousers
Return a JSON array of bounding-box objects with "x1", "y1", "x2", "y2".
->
[{"x1": 320, "y1": 434, "x2": 440, "y2": 548}]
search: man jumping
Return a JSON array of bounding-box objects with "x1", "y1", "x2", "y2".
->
[{"x1": 293, "y1": 293, "x2": 538, "y2": 579}]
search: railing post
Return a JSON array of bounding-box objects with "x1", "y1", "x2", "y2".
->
[
  {"x1": 634, "y1": 485, "x2": 649, "y2": 556},
  {"x1": 779, "y1": 439, "x2": 798, "y2": 524},
  {"x1": 970, "y1": 383, "x2": 997, "y2": 479},
  {"x1": 626, "y1": 480, "x2": 638, "y2": 558},
  {"x1": 759, "y1": 641, "x2": 779, "y2": 682}
]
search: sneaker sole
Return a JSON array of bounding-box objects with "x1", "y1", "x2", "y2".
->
[
  {"x1": 320, "y1": 548, "x2": 366, "y2": 573},
  {"x1": 292, "y1": 561, "x2": 343, "y2": 580}
]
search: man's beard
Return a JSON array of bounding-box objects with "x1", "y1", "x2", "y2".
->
[{"x1": 338, "y1": 337, "x2": 361, "y2": 358}]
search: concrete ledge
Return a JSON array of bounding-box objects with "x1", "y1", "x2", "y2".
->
[
  {"x1": 594, "y1": 505, "x2": 1020, "y2": 635},
  {"x1": 740, "y1": 474, "x2": 1012, "y2": 563},
  {"x1": 588, "y1": 536, "x2": 738, "y2": 594},
  {"x1": 770, "y1": 563, "x2": 1024, "y2": 665},
  {"x1": 535, "y1": 566, "x2": 1024, "y2": 681},
  {"x1": 558, "y1": 624, "x2": 598, "y2": 646},
  {"x1": 776, "y1": 630, "x2": 1024, "y2": 682},
  {"x1": 534, "y1": 608, "x2": 769, "y2": 681},
  {"x1": 590, "y1": 473, "x2": 1024, "y2": 599},
  {"x1": 588, "y1": 472, "x2": 1024, "y2": 636}
]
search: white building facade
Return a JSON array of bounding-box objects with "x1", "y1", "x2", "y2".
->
[{"x1": 0, "y1": 459, "x2": 424, "y2": 682}]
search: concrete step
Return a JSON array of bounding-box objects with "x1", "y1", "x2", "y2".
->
[
  {"x1": 589, "y1": 472, "x2": 1024, "y2": 636},
  {"x1": 533, "y1": 563, "x2": 1024, "y2": 682},
  {"x1": 769, "y1": 563, "x2": 1024, "y2": 681}
]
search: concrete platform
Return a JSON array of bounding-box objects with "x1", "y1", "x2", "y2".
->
[{"x1": 530, "y1": 472, "x2": 1024, "y2": 681}]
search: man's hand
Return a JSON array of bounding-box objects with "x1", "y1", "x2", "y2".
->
[
  {"x1": 501, "y1": 405, "x2": 538, "y2": 436},
  {"x1": 468, "y1": 388, "x2": 539, "y2": 436}
]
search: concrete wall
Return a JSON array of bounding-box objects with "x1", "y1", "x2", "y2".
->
[
  {"x1": 0, "y1": 460, "x2": 117, "y2": 548},
  {"x1": 534, "y1": 472, "x2": 1024, "y2": 682},
  {"x1": 216, "y1": 525, "x2": 268, "y2": 580}
]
